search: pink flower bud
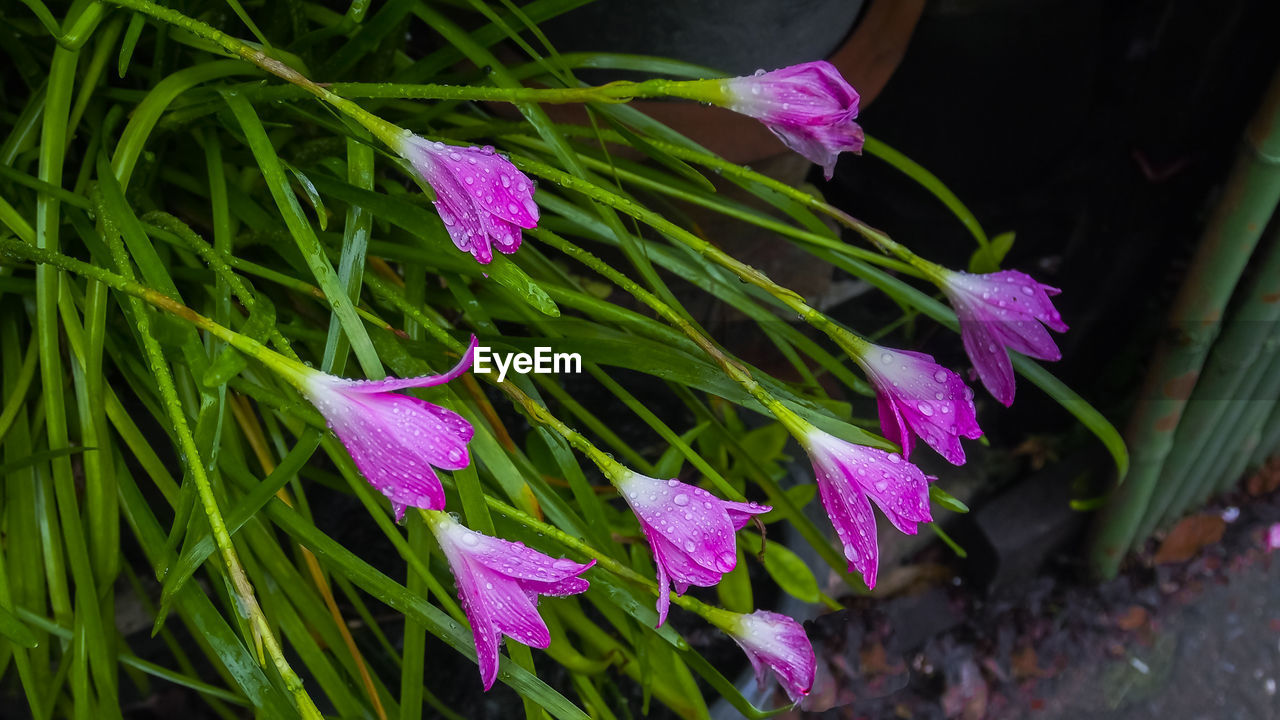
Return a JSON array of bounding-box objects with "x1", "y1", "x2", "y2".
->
[
  {"x1": 723, "y1": 61, "x2": 864, "y2": 180},
  {"x1": 802, "y1": 429, "x2": 933, "y2": 588},
  {"x1": 397, "y1": 137, "x2": 538, "y2": 264},
  {"x1": 430, "y1": 514, "x2": 594, "y2": 690},
  {"x1": 940, "y1": 269, "x2": 1069, "y2": 406},
  {"x1": 724, "y1": 610, "x2": 816, "y2": 705},
  {"x1": 859, "y1": 344, "x2": 983, "y2": 465},
  {"x1": 618, "y1": 472, "x2": 769, "y2": 626},
  {"x1": 300, "y1": 338, "x2": 476, "y2": 519}
]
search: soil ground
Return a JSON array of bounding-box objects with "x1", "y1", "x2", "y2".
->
[{"x1": 788, "y1": 459, "x2": 1280, "y2": 720}]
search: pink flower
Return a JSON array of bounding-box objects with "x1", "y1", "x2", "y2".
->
[
  {"x1": 428, "y1": 512, "x2": 594, "y2": 690},
  {"x1": 940, "y1": 269, "x2": 1068, "y2": 406},
  {"x1": 300, "y1": 338, "x2": 476, "y2": 520},
  {"x1": 722, "y1": 61, "x2": 864, "y2": 180},
  {"x1": 1267, "y1": 523, "x2": 1280, "y2": 553},
  {"x1": 618, "y1": 472, "x2": 769, "y2": 626},
  {"x1": 722, "y1": 610, "x2": 816, "y2": 705},
  {"x1": 802, "y1": 428, "x2": 933, "y2": 588},
  {"x1": 397, "y1": 137, "x2": 539, "y2": 264},
  {"x1": 858, "y1": 344, "x2": 982, "y2": 465}
]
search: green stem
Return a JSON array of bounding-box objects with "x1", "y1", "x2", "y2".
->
[
  {"x1": 511, "y1": 153, "x2": 881, "y2": 362},
  {"x1": 91, "y1": 202, "x2": 320, "y2": 714}
]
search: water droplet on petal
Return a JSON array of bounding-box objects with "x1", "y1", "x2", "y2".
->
[
  {"x1": 673, "y1": 494, "x2": 689, "y2": 506},
  {"x1": 880, "y1": 352, "x2": 894, "y2": 364}
]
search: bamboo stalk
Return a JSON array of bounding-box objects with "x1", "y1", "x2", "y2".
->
[
  {"x1": 1170, "y1": 338, "x2": 1280, "y2": 517},
  {"x1": 1206, "y1": 349, "x2": 1280, "y2": 497},
  {"x1": 1134, "y1": 230, "x2": 1280, "y2": 538},
  {"x1": 1089, "y1": 64, "x2": 1280, "y2": 578},
  {"x1": 1250, "y1": 401, "x2": 1280, "y2": 467}
]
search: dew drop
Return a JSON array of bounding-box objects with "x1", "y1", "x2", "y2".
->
[
  {"x1": 673, "y1": 494, "x2": 690, "y2": 506},
  {"x1": 880, "y1": 352, "x2": 894, "y2": 364},
  {"x1": 917, "y1": 401, "x2": 934, "y2": 417},
  {"x1": 933, "y1": 370, "x2": 948, "y2": 383}
]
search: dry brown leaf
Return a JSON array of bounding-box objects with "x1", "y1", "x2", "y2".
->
[
  {"x1": 859, "y1": 642, "x2": 902, "y2": 676},
  {"x1": 1245, "y1": 457, "x2": 1280, "y2": 496},
  {"x1": 1115, "y1": 605, "x2": 1149, "y2": 631},
  {"x1": 1011, "y1": 645, "x2": 1045, "y2": 680},
  {"x1": 1154, "y1": 514, "x2": 1226, "y2": 564}
]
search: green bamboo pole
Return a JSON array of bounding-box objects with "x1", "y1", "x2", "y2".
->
[
  {"x1": 1135, "y1": 230, "x2": 1280, "y2": 537},
  {"x1": 1166, "y1": 326, "x2": 1280, "y2": 515},
  {"x1": 1090, "y1": 65, "x2": 1280, "y2": 579},
  {"x1": 1250, "y1": 401, "x2": 1280, "y2": 467},
  {"x1": 1205, "y1": 348, "x2": 1280, "y2": 498}
]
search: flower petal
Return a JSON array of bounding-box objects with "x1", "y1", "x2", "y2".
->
[
  {"x1": 725, "y1": 500, "x2": 772, "y2": 531},
  {"x1": 449, "y1": 556, "x2": 504, "y2": 690},
  {"x1": 853, "y1": 453, "x2": 933, "y2": 536},
  {"x1": 336, "y1": 336, "x2": 476, "y2": 393},
  {"x1": 723, "y1": 61, "x2": 864, "y2": 180},
  {"x1": 461, "y1": 531, "x2": 596, "y2": 586},
  {"x1": 942, "y1": 269, "x2": 1068, "y2": 405},
  {"x1": 399, "y1": 137, "x2": 537, "y2": 264},
  {"x1": 728, "y1": 610, "x2": 816, "y2": 705},
  {"x1": 621, "y1": 474, "x2": 739, "y2": 574},
  {"x1": 647, "y1": 532, "x2": 727, "y2": 589},
  {"x1": 863, "y1": 346, "x2": 981, "y2": 465},
  {"x1": 813, "y1": 462, "x2": 880, "y2": 587},
  {"x1": 876, "y1": 391, "x2": 914, "y2": 459},
  {"x1": 654, "y1": 555, "x2": 672, "y2": 627},
  {"x1": 445, "y1": 145, "x2": 539, "y2": 229},
  {"x1": 319, "y1": 395, "x2": 451, "y2": 511},
  {"x1": 432, "y1": 516, "x2": 593, "y2": 688},
  {"x1": 958, "y1": 315, "x2": 1017, "y2": 407},
  {"x1": 480, "y1": 571, "x2": 552, "y2": 650}
]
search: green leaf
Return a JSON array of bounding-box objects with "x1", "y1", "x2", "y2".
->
[
  {"x1": 740, "y1": 533, "x2": 820, "y2": 605},
  {"x1": 118, "y1": 12, "x2": 146, "y2": 77},
  {"x1": 222, "y1": 90, "x2": 383, "y2": 378},
  {"x1": 285, "y1": 165, "x2": 329, "y2": 232},
  {"x1": 968, "y1": 231, "x2": 1015, "y2": 274},
  {"x1": 0, "y1": 604, "x2": 39, "y2": 649},
  {"x1": 930, "y1": 485, "x2": 970, "y2": 514},
  {"x1": 652, "y1": 422, "x2": 708, "y2": 478}
]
